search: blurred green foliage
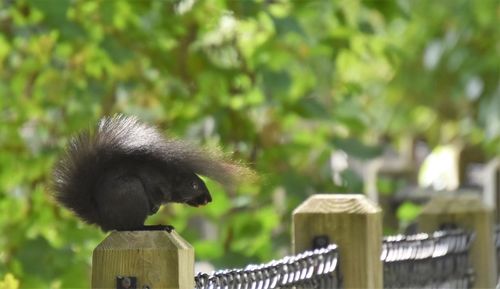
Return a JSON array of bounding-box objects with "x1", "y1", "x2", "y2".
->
[{"x1": 0, "y1": 0, "x2": 498, "y2": 287}]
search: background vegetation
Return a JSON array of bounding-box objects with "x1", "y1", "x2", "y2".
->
[{"x1": 0, "y1": 0, "x2": 498, "y2": 288}]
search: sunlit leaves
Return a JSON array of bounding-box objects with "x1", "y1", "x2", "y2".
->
[{"x1": 0, "y1": 274, "x2": 20, "y2": 289}]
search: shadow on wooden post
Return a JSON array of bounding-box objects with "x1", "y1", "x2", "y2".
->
[
  {"x1": 292, "y1": 194, "x2": 383, "y2": 289},
  {"x1": 418, "y1": 194, "x2": 497, "y2": 289},
  {"x1": 91, "y1": 230, "x2": 194, "y2": 289}
]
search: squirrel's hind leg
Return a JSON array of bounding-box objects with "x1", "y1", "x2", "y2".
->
[{"x1": 95, "y1": 175, "x2": 150, "y2": 231}]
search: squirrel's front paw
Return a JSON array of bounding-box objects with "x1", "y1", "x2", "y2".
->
[{"x1": 141, "y1": 224, "x2": 175, "y2": 232}]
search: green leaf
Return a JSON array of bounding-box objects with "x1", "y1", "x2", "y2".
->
[{"x1": 397, "y1": 202, "x2": 422, "y2": 222}]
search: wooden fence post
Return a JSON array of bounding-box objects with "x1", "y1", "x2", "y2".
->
[
  {"x1": 483, "y1": 157, "x2": 500, "y2": 221},
  {"x1": 92, "y1": 230, "x2": 194, "y2": 289},
  {"x1": 418, "y1": 194, "x2": 496, "y2": 289},
  {"x1": 292, "y1": 194, "x2": 383, "y2": 289}
]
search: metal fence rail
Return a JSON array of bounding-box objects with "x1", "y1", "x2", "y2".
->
[
  {"x1": 382, "y1": 229, "x2": 474, "y2": 289},
  {"x1": 194, "y1": 244, "x2": 341, "y2": 289},
  {"x1": 194, "y1": 229, "x2": 474, "y2": 289}
]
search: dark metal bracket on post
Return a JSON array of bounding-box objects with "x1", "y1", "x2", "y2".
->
[
  {"x1": 312, "y1": 235, "x2": 330, "y2": 249},
  {"x1": 116, "y1": 276, "x2": 137, "y2": 289},
  {"x1": 439, "y1": 223, "x2": 458, "y2": 230}
]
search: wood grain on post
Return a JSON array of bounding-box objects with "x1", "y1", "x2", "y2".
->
[
  {"x1": 292, "y1": 194, "x2": 383, "y2": 289},
  {"x1": 92, "y1": 230, "x2": 194, "y2": 289},
  {"x1": 418, "y1": 194, "x2": 496, "y2": 289}
]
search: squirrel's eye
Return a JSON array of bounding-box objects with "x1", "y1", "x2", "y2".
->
[{"x1": 192, "y1": 182, "x2": 199, "y2": 190}]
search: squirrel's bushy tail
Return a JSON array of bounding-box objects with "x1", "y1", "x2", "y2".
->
[{"x1": 52, "y1": 115, "x2": 253, "y2": 225}]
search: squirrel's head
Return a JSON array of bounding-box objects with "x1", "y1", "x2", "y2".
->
[{"x1": 170, "y1": 171, "x2": 212, "y2": 207}]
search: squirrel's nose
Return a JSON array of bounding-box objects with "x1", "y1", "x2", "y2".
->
[{"x1": 186, "y1": 193, "x2": 212, "y2": 207}]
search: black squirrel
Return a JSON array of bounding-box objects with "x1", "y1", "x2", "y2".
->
[{"x1": 52, "y1": 115, "x2": 252, "y2": 232}]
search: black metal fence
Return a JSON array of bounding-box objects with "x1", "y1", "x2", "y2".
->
[
  {"x1": 194, "y1": 244, "x2": 341, "y2": 289},
  {"x1": 382, "y1": 229, "x2": 474, "y2": 288},
  {"x1": 194, "y1": 229, "x2": 474, "y2": 289}
]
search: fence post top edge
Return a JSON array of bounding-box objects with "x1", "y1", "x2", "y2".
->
[{"x1": 293, "y1": 194, "x2": 381, "y2": 214}]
